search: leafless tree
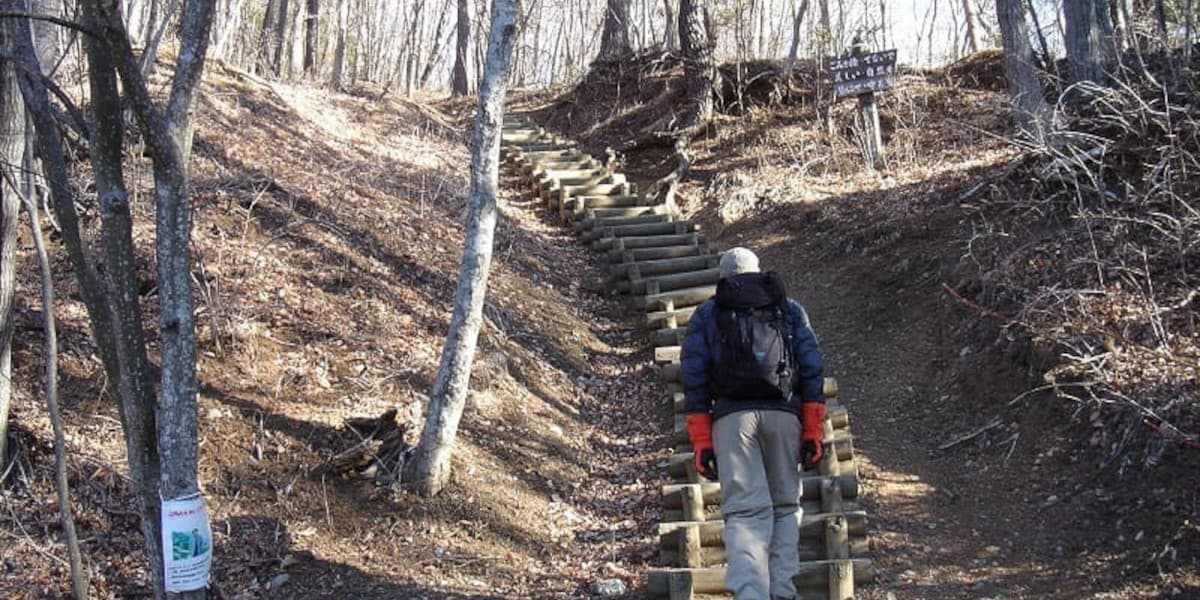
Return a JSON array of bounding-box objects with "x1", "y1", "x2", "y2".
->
[
  {"x1": 996, "y1": 0, "x2": 1050, "y2": 137},
  {"x1": 452, "y1": 0, "x2": 470, "y2": 94},
  {"x1": 598, "y1": 0, "x2": 632, "y2": 59},
  {"x1": 405, "y1": 0, "x2": 521, "y2": 497}
]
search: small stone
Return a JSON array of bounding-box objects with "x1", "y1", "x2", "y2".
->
[
  {"x1": 267, "y1": 573, "x2": 290, "y2": 591},
  {"x1": 590, "y1": 579, "x2": 626, "y2": 597},
  {"x1": 959, "y1": 345, "x2": 973, "y2": 357}
]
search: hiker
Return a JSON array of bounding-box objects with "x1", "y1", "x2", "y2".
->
[{"x1": 681, "y1": 247, "x2": 826, "y2": 600}]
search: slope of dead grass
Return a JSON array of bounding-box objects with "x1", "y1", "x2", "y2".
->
[{"x1": 2, "y1": 64, "x2": 665, "y2": 598}]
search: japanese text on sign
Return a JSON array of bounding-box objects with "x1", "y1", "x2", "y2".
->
[{"x1": 826, "y1": 49, "x2": 898, "y2": 99}]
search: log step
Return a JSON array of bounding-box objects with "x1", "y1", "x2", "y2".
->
[
  {"x1": 613, "y1": 254, "x2": 720, "y2": 280},
  {"x1": 580, "y1": 214, "x2": 675, "y2": 237},
  {"x1": 634, "y1": 284, "x2": 716, "y2": 311},
  {"x1": 660, "y1": 476, "x2": 861, "y2": 509},
  {"x1": 646, "y1": 560, "x2": 873, "y2": 596},
  {"x1": 588, "y1": 221, "x2": 697, "y2": 247}
]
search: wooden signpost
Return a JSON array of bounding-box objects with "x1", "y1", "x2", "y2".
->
[{"x1": 827, "y1": 41, "x2": 897, "y2": 170}]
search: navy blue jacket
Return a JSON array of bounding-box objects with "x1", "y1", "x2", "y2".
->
[{"x1": 681, "y1": 272, "x2": 824, "y2": 419}]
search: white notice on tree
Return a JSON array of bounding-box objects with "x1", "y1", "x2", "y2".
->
[{"x1": 161, "y1": 493, "x2": 213, "y2": 592}]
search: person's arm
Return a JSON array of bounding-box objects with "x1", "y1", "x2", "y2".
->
[
  {"x1": 681, "y1": 302, "x2": 718, "y2": 479},
  {"x1": 680, "y1": 302, "x2": 715, "y2": 414},
  {"x1": 788, "y1": 299, "x2": 825, "y2": 404}
]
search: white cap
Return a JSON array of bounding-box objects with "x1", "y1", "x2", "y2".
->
[{"x1": 719, "y1": 247, "x2": 760, "y2": 279}]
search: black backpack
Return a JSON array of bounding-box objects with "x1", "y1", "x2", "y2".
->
[{"x1": 712, "y1": 299, "x2": 796, "y2": 402}]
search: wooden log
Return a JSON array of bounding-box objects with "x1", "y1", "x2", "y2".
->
[
  {"x1": 612, "y1": 254, "x2": 719, "y2": 279},
  {"x1": 662, "y1": 499, "x2": 865, "y2": 522},
  {"x1": 628, "y1": 268, "x2": 720, "y2": 296},
  {"x1": 603, "y1": 233, "x2": 706, "y2": 259},
  {"x1": 654, "y1": 326, "x2": 687, "y2": 347},
  {"x1": 659, "y1": 513, "x2": 867, "y2": 546},
  {"x1": 668, "y1": 451, "x2": 855, "y2": 482},
  {"x1": 580, "y1": 213, "x2": 674, "y2": 237},
  {"x1": 541, "y1": 174, "x2": 625, "y2": 204},
  {"x1": 524, "y1": 160, "x2": 598, "y2": 179},
  {"x1": 587, "y1": 205, "x2": 669, "y2": 220},
  {"x1": 503, "y1": 140, "x2": 574, "y2": 151},
  {"x1": 586, "y1": 220, "x2": 696, "y2": 246},
  {"x1": 667, "y1": 571, "x2": 694, "y2": 600},
  {"x1": 617, "y1": 244, "x2": 718, "y2": 264},
  {"x1": 679, "y1": 483, "x2": 706, "y2": 523},
  {"x1": 636, "y1": 284, "x2": 716, "y2": 311},
  {"x1": 646, "y1": 560, "x2": 872, "y2": 596},
  {"x1": 821, "y1": 476, "x2": 845, "y2": 514},
  {"x1": 680, "y1": 524, "x2": 702, "y2": 567},
  {"x1": 661, "y1": 537, "x2": 869, "y2": 566},
  {"x1": 825, "y1": 515, "x2": 851, "y2": 560},
  {"x1": 655, "y1": 346, "x2": 681, "y2": 364},
  {"x1": 556, "y1": 183, "x2": 631, "y2": 215},
  {"x1": 830, "y1": 560, "x2": 855, "y2": 600},
  {"x1": 562, "y1": 194, "x2": 646, "y2": 212},
  {"x1": 645, "y1": 305, "x2": 698, "y2": 329},
  {"x1": 661, "y1": 475, "x2": 859, "y2": 509},
  {"x1": 591, "y1": 222, "x2": 698, "y2": 250}
]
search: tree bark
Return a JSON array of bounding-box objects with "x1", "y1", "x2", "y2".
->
[
  {"x1": 663, "y1": 0, "x2": 677, "y2": 51},
  {"x1": 784, "y1": 0, "x2": 809, "y2": 74},
  {"x1": 962, "y1": 0, "x2": 980, "y2": 53},
  {"x1": 303, "y1": 0, "x2": 318, "y2": 74},
  {"x1": 405, "y1": 0, "x2": 520, "y2": 498},
  {"x1": 598, "y1": 0, "x2": 631, "y2": 59},
  {"x1": 678, "y1": 0, "x2": 714, "y2": 133},
  {"x1": 141, "y1": 0, "x2": 182, "y2": 77},
  {"x1": 91, "y1": 0, "x2": 218, "y2": 596},
  {"x1": 330, "y1": 0, "x2": 346, "y2": 87},
  {"x1": 0, "y1": 18, "x2": 19, "y2": 470},
  {"x1": 452, "y1": 0, "x2": 470, "y2": 95},
  {"x1": 996, "y1": 0, "x2": 1051, "y2": 138},
  {"x1": 1064, "y1": 0, "x2": 1107, "y2": 83}
]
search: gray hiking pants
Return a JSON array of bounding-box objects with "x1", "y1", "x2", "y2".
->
[{"x1": 713, "y1": 409, "x2": 802, "y2": 600}]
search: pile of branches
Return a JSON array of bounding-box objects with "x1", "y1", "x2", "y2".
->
[
  {"x1": 962, "y1": 79, "x2": 1199, "y2": 466},
  {"x1": 322, "y1": 409, "x2": 411, "y2": 485}
]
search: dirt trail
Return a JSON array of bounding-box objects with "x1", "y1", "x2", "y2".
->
[{"x1": 752, "y1": 226, "x2": 1165, "y2": 599}]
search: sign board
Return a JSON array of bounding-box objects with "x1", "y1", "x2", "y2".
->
[{"x1": 827, "y1": 49, "x2": 898, "y2": 99}]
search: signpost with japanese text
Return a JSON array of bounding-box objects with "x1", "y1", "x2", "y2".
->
[{"x1": 826, "y1": 42, "x2": 897, "y2": 170}]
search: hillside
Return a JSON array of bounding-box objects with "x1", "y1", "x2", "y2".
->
[
  {"x1": 516, "y1": 50, "x2": 1200, "y2": 597},
  {"x1": 2, "y1": 65, "x2": 664, "y2": 598},
  {"x1": 2, "y1": 48, "x2": 1197, "y2": 599}
]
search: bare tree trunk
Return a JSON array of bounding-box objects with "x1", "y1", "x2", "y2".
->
[
  {"x1": 598, "y1": 0, "x2": 631, "y2": 59},
  {"x1": 303, "y1": 0, "x2": 318, "y2": 74},
  {"x1": 92, "y1": 0, "x2": 218, "y2": 596},
  {"x1": 405, "y1": 0, "x2": 520, "y2": 498},
  {"x1": 1065, "y1": 0, "x2": 1108, "y2": 83},
  {"x1": 817, "y1": 0, "x2": 831, "y2": 56},
  {"x1": 996, "y1": 0, "x2": 1051, "y2": 138},
  {"x1": 452, "y1": 0, "x2": 470, "y2": 94},
  {"x1": 784, "y1": 0, "x2": 809, "y2": 74},
  {"x1": 419, "y1": 0, "x2": 454, "y2": 88},
  {"x1": 1026, "y1": 0, "x2": 1054, "y2": 69},
  {"x1": 331, "y1": 0, "x2": 346, "y2": 87},
  {"x1": 962, "y1": 0, "x2": 980, "y2": 52},
  {"x1": 141, "y1": 0, "x2": 182, "y2": 77},
  {"x1": 679, "y1": 0, "x2": 714, "y2": 130},
  {"x1": 273, "y1": 0, "x2": 290, "y2": 75},
  {"x1": 17, "y1": 181, "x2": 88, "y2": 600},
  {"x1": 663, "y1": 0, "x2": 677, "y2": 51},
  {"x1": 0, "y1": 20, "x2": 18, "y2": 471}
]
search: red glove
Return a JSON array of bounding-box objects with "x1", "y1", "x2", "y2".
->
[
  {"x1": 800, "y1": 402, "x2": 827, "y2": 469},
  {"x1": 686, "y1": 413, "x2": 719, "y2": 480}
]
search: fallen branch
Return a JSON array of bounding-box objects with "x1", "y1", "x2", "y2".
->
[{"x1": 939, "y1": 416, "x2": 1004, "y2": 451}]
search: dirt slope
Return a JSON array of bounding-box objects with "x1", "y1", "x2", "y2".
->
[
  {"x1": 1, "y1": 67, "x2": 664, "y2": 598},
  {"x1": 518, "y1": 52, "x2": 1200, "y2": 598}
]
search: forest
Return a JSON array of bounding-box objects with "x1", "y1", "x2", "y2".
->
[{"x1": 0, "y1": 0, "x2": 1197, "y2": 599}]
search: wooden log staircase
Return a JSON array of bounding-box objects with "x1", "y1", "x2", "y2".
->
[{"x1": 500, "y1": 117, "x2": 873, "y2": 600}]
